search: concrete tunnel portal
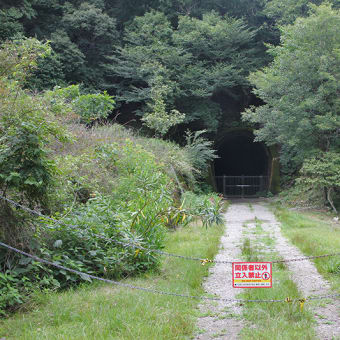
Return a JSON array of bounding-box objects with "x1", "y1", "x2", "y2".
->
[{"x1": 213, "y1": 130, "x2": 273, "y2": 197}]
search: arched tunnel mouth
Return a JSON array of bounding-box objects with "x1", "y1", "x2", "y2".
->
[{"x1": 213, "y1": 131, "x2": 271, "y2": 197}]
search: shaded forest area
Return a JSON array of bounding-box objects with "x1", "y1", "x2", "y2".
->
[
  {"x1": 1, "y1": 0, "x2": 340, "y2": 204},
  {"x1": 0, "y1": 0, "x2": 326, "y2": 130}
]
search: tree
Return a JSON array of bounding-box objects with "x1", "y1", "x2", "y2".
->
[
  {"x1": 141, "y1": 79, "x2": 185, "y2": 136},
  {"x1": 106, "y1": 0, "x2": 161, "y2": 27},
  {"x1": 0, "y1": 39, "x2": 71, "y2": 203},
  {"x1": 298, "y1": 152, "x2": 340, "y2": 212},
  {"x1": 264, "y1": 0, "x2": 340, "y2": 25},
  {"x1": 243, "y1": 3, "x2": 340, "y2": 175},
  {"x1": 174, "y1": 11, "x2": 260, "y2": 130},
  {"x1": 0, "y1": 0, "x2": 276, "y2": 102},
  {"x1": 174, "y1": 12, "x2": 258, "y2": 93},
  {"x1": 58, "y1": 2, "x2": 119, "y2": 90},
  {"x1": 0, "y1": 0, "x2": 36, "y2": 40},
  {"x1": 25, "y1": 49, "x2": 66, "y2": 91},
  {"x1": 107, "y1": 11, "x2": 190, "y2": 122},
  {"x1": 50, "y1": 29, "x2": 86, "y2": 85},
  {"x1": 110, "y1": 10, "x2": 257, "y2": 132}
]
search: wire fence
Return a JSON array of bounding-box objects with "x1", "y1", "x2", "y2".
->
[
  {"x1": 1, "y1": 240, "x2": 340, "y2": 305},
  {"x1": 1, "y1": 194, "x2": 340, "y2": 265}
]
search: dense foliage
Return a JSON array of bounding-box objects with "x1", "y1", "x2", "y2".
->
[
  {"x1": 0, "y1": 0, "x2": 279, "y2": 132},
  {"x1": 108, "y1": 10, "x2": 261, "y2": 131},
  {"x1": 0, "y1": 38, "x2": 222, "y2": 316},
  {"x1": 4, "y1": 1, "x2": 339, "y2": 135},
  {"x1": 0, "y1": 39, "x2": 71, "y2": 203},
  {"x1": 243, "y1": 3, "x2": 340, "y2": 209}
]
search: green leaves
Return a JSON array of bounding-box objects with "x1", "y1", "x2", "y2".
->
[
  {"x1": 0, "y1": 39, "x2": 73, "y2": 202},
  {"x1": 184, "y1": 130, "x2": 218, "y2": 176},
  {"x1": 264, "y1": 0, "x2": 340, "y2": 25},
  {"x1": 0, "y1": 127, "x2": 53, "y2": 200},
  {"x1": 45, "y1": 84, "x2": 115, "y2": 123},
  {"x1": 181, "y1": 191, "x2": 224, "y2": 228},
  {"x1": 110, "y1": 10, "x2": 257, "y2": 132},
  {"x1": 243, "y1": 3, "x2": 340, "y2": 174},
  {"x1": 0, "y1": 38, "x2": 51, "y2": 82},
  {"x1": 53, "y1": 239, "x2": 63, "y2": 248},
  {"x1": 73, "y1": 91, "x2": 115, "y2": 124},
  {"x1": 54, "y1": 2, "x2": 119, "y2": 90},
  {"x1": 298, "y1": 151, "x2": 340, "y2": 212},
  {"x1": 141, "y1": 80, "x2": 185, "y2": 136}
]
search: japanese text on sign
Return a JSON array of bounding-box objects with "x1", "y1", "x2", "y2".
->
[{"x1": 232, "y1": 262, "x2": 272, "y2": 288}]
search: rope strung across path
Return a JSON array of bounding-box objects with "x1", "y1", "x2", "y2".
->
[
  {"x1": 1, "y1": 195, "x2": 340, "y2": 264},
  {"x1": 1, "y1": 241, "x2": 340, "y2": 304}
]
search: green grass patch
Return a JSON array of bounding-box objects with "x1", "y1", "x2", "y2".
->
[
  {"x1": 275, "y1": 207, "x2": 340, "y2": 292},
  {"x1": 239, "y1": 236, "x2": 317, "y2": 339},
  {"x1": 0, "y1": 222, "x2": 224, "y2": 340}
]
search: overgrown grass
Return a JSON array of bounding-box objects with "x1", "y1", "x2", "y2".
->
[
  {"x1": 55, "y1": 123, "x2": 195, "y2": 189},
  {"x1": 275, "y1": 207, "x2": 340, "y2": 292},
  {"x1": 0, "y1": 221, "x2": 225, "y2": 340},
  {"x1": 239, "y1": 224, "x2": 317, "y2": 339}
]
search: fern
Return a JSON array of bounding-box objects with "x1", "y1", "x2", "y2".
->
[{"x1": 184, "y1": 130, "x2": 218, "y2": 177}]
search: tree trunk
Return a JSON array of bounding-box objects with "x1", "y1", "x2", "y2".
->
[{"x1": 327, "y1": 187, "x2": 337, "y2": 214}]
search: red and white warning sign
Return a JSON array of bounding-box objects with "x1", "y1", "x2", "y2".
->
[{"x1": 232, "y1": 262, "x2": 272, "y2": 288}]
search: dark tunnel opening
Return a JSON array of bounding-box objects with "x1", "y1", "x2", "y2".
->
[{"x1": 214, "y1": 132, "x2": 270, "y2": 197}]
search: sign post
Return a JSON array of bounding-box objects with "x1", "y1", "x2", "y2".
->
[{"x1": 232, "y1": 262, "x2": 272, "y2": 288}]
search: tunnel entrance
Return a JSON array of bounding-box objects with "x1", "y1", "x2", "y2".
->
[{"x1": 214, "y1": 131, "x2": 270, "y2": 197}]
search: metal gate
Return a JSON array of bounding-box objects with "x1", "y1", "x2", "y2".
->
[{"x1": 215, "y1": 176, "x2": 269, "y2": 198}]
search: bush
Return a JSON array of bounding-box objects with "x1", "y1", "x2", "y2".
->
[
  {"x1": 184, "y1": 130, "x2": 218, "y2": 178},
  {"x1": 182, "y1": 191, "x2": 224, "y2": 227},
  {"x1": 73, "y1": 91, "x2": 115, "y2": 124},
  {"x1": 0, "y1": 39, "x2": 217, "y2": 318},
  {"x1": 0, "y1": 39, "x2": 71, "y2": 204},
  {"x1": 298, "y1": 152, "x2": 340, "y2": 213},
  {"x1": 0, "y1": 254, "x2": 59, "y2": 317},
  {"x1": 40, "y1": 141, "x2": 177, "y2": 283},
  {"x1": 0, "y1": 138, "x2": 184, "y2": 314},
  {"x1": 39, "y1": 198, "x2": 167, "y2": 282}
]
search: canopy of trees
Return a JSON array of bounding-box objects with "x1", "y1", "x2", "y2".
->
[
  {"x1": 1, "y1": 0, "x2": 338, "y2": 130},
  {"x1": 0, "y1": 0, "x2": 281, "y2": 131},
  {"x1": 243, "y1": 3, "x2": 340, "y2": 207},
  {"x1": 1, "y1": 0, "x2": 340, "y2": 206}
]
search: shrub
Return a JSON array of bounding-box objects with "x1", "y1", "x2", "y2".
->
[
  {"x1": 0, "y1": 40, "x2": 207, "y2": 317},
  {"x1": 46, "y1": 140, "x2": 178, "y2": 281},
  {"x1": 0, "y1": 39, "x2": 71, "y2": 204},
  {"x1": 182, "y1": 191, "x2": 224, "y2": 227},
  {"x1": 298, "y1": 152, "x2": 340, "y2": 213},
  {"x1": 0, "y1": 254, "x2": 59, "y2": 317},
  {"x1": 0, "y1": 138, "x2": 184, "y2": 314},
  {"x1": 45, "y1": 85, "x2": 115, "y2": 124},
  {"x1": 184, "y1": 130, "x2": 218, "y2": 178},
  {"x1": 73, "y1": 91, "x2": 115, "y2": 124}
]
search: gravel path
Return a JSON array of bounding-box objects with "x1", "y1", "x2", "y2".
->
[
  {"x1": 194, "y1": 202, "x2": 250, "y2": 340},
  {"x1": 194, "y1": 200, "x2": 340, "y2": 340},
  {"x1": 252, "y1": 202, "x2": 340, "y2": 340}
]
